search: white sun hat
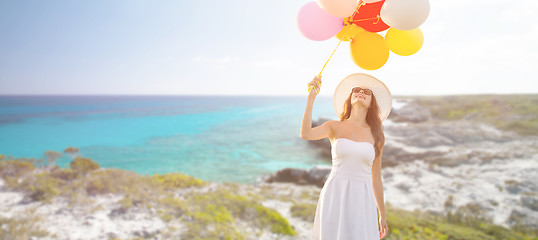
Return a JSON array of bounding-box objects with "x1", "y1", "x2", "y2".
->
[{"x1": 333, "y1": 73, "x2": 393, "y2": 122}]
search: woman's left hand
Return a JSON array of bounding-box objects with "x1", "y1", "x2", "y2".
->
[{"x1": 379, "y1": 216, "x2": 388, "y2": 239}]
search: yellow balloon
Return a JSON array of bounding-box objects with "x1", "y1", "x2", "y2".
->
[
  {"x1": 350, "y1": 32, "x2": 389, "y2": 70},
  {"x1": 385, "y1": 28, "x2": 424, "y2": 56},
  {"x1": 336, "y1": 17, "x2": 365, "y2": 41}
]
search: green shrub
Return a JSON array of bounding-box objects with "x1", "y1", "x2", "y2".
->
[
  {"x1": 183, "y1": 188, "x2": 296, "y2": 238},
  {"x1": 70, "y1": 157, "x2": 100, "y2": 174},
  {"x1": 0, "y1": 214, "x2": 50, "y2": 240},
  {"x1": 384, "y1": 204, "x2": 537, "y2": 240},
  {"x1": 63, "y1": 146, "x2": 79, "y2": 156},
  {"x1": 254, "y1": 204, "x2": 296, "y2": 235},
  {"x1": 49, "y1": 167, "x2": 78, "y2": 182},
  {"x1": 28, "y1": 181, "x2": 60, "y2": 202},
  {"x1": 0, "y1": 160, "x2": 35, "y2": 178},
  {"x1": 158, "y1": 197, "x2": 187, "y2": 221},
  {"x1": 445, "y1": 202, "x2": 491, "y2": 228},
  {"x1": 152, "y1": 172, "x2": 207, "y2": 189},
  {"x1": 290, "y1": 203, "x2": 316, "y2": 222},
  {"x1": 42, "y1": 151, "x2": 62, "y2": 168},
  {"x1": 14, "y1": 173, "x2": 62, "y2": 203},
  {"x1": 85, "y1": 170, "x2": 125, "y2": 196},
  {"x1": 83, "y1": 169, "x2": 163, "y2": 210},
  {"x1": 183, "y1": 203, "x2": 243, "y2": 240}
]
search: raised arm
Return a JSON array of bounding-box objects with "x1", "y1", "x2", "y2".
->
[{"x1": 300, "y1": 76, "x2": 333, "y2": 141}]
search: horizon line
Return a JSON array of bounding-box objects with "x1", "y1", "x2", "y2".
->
[{"x1": 1, "y1": 93, "x2": 537, "y2": 98}]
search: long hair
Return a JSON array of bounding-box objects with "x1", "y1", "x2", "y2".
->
[{"x1": 339, "y1": 91, "x2": 385, "y2": 158}]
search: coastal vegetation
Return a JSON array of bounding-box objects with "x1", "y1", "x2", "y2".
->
[
  {"x1": 0, "y1": 150, "x2": 294, "y2": 239},
  {"x1": 409, "y1": 94, "x2": 538, "y2": 136},
  {"x1": 1, "y1": 149, "x2": 537, "y2": 239}
]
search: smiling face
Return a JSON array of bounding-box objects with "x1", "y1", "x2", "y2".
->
[{"x1": 350, "y1": 86, "x2": 372, "y2": 108}]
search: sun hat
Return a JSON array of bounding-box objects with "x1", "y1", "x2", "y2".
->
[{"x1": 333, "y1": 73, "x2": 392, "y2": 122}]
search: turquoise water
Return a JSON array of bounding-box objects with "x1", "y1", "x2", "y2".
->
[{"x1": 0, "y1": 95, "x2": 336, "y2": 183}]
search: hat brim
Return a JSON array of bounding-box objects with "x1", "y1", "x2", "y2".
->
[{"x1": 333, "y1": 73, "x2": 392, "y2": 122}]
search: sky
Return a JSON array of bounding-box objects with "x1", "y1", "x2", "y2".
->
[{"x1": 0, "y1": 0, "x2": 537, "y2": 96}]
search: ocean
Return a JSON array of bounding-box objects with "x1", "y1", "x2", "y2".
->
[{"x1": 0, "y1": 95, "x2": 340, "y2": 183}]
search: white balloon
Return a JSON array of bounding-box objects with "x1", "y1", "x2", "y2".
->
[
  {"x1": 316, "y1": 0, "x2": 359, "y2": 18},
  {"x1": 380, "y1": 0, "x2": 430, "y2": 31}
]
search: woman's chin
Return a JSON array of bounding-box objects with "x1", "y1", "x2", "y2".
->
[{"x1": 352, "y1": 101, "x2": 369, "y2": 108}]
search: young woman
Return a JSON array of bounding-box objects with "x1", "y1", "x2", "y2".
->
[{"x1": 301, "y1": 73, "x2": 391, "y2": 239}]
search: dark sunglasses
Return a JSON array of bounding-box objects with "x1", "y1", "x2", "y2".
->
[{"x1": 352, "y1": 87, "x2": 372, "y2": 95}]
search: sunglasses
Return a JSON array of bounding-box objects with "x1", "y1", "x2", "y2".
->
[{"x1": 352, "y1": 87, "x2": 372, "y2": 95}]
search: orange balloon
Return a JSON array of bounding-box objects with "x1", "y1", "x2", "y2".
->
[{"x1": 350, "y1": 32, "x2": 389, "y2": 70}]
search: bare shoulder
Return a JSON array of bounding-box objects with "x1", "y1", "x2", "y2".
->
[
  {"x1": 324, "y1": 120, "x2": 341, "y2": 142},
  {"x1": 323, "y1": 120, "x2": 340, "y2": 128},
  {"x1": 326, "y1": 120, "x2": 344, "y2": 128}
]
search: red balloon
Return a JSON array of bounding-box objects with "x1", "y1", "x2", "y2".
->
[{"x1": 352, "y1": 0, "x2": 389, "y2": 32}]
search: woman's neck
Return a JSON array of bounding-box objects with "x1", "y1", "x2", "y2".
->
[{"x1": 347, "y1": 104, "x2": 368, "y2": 127}]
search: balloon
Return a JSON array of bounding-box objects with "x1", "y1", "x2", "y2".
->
[
  {"x1": 385, "y1": 28, "x2": 424, "y2": 56},
  {"x1": 297, "y1": 2, "x2": 344, "y2": 41},
  {"x1": 316, "y1": 0, "x2": 360, "y2": 18},
  {"x1": 380, "y1": 0, "x2": 430, "y2": 30},
  {"x1": 351, "y1": 0, "x2": 389, "y2": 33},
  {"x1": 336, "y1": 17, "x2": 365, "y2": 41},
  {"x1": 350, "y1": 32, "x2": 389, "y2": 70}
]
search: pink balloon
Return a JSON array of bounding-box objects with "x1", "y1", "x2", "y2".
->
[{"x1": 297, "y1": 2, "x2": 344, "y2": 41}]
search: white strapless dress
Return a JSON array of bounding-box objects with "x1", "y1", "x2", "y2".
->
[{"x1": 312, "y1": 138, "x2": 380, "y2": 240}]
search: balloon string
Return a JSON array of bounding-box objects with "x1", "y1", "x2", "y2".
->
[
  {"x1": 354, "y1": 1, "x2": 366, "y2": 14},
  {"x1": 310, "y1": 30, "x2": 348, "y2": 94},
  {"x1": 316, "y1": 3, "x2": 364, "y2": 79},
  {"x1": 310, "y1": 2, "x2": 366, "y2": 94},
  {"x1": 352, "y1": 15, "x2": 380, "y2": 24},
  {"x1": 316, "y1": 38, "x2": 343, "y2": 79}
]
